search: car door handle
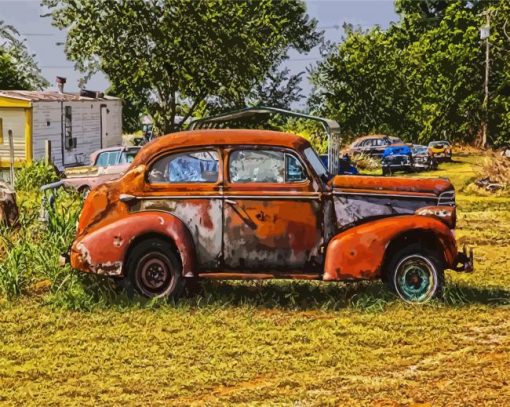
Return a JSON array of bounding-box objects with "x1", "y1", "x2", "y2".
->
[{"x1": 119, "y1": 194, "x2": 137, "y2": 203}]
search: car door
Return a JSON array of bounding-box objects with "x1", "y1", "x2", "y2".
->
[
  {"x1": 222, "y1": 147, "x2": 323, "y2": 271},
  {"x1": 135, "y1": 148, "x2": 223, "y2": 269}
]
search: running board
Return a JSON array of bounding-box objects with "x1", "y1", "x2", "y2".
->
[{"x1": 197, "y1": 272, "x2": 321, "y2": 280}]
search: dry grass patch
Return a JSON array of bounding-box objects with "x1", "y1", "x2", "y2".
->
[{"x1": 0, "y1": 152, "x2": 509, "y2": 405}]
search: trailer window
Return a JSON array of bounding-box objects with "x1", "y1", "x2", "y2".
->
[{"x1": 64, "y1": 106, "x2": 72, "y2": 148}]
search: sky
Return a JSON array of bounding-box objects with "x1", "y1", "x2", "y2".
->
[{"x1": 0, "y1": 0, "x2": 398, "y2": 104}]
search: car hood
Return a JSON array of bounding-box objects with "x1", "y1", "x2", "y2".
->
[{"x1": 331, "y1": 175, "x2": 453, "y2": 196}]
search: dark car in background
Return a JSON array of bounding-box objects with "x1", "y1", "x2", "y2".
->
[
  {"x1": 345, "y1": 134, "x2": 403, "y2": 158},
  {"x1": 428, "y1": 141, "x2": 452, "y2": 161},
  {"x1": 413, "y1": 145, "x2": 438, "y2": 171}
]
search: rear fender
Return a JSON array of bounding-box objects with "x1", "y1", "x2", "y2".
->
[
  {"x1": 70, "y1": 211, "x2": 196, "y2": 277},
  {"x1": 323, "y1": 215, "x2": 457, "y2": 281}
]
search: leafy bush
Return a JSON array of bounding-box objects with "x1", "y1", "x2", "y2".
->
[
  {"x1": 0, "y1": 189, "x2": 82, "y2": 300},
  {"x1": 14, "y1": 161, "x2": 60, "y2": 192},
  {"x1": 464, "y1": 152, "x2": 510, "y2": 196},
  {"x1": 350, "y1": 152, "x2": 381, "y2": 171}
]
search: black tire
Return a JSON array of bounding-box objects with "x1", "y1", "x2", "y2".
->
[
  {"x1": 382, "y1": 167, "x2": 389, "y2": 176},
  {"x1": 384, "y1": 244, "x2": 444, "y2": 303},
  {"x1": 125, "y1": 238, "x2": 184, "y2": 299},
  {"x1": 78, "y1": 185, "x2": 91, "y2": 198}
]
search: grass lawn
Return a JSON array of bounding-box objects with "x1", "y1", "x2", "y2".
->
[{"x1": 1, "y1": 153, "x2": 510, "y2": 406}]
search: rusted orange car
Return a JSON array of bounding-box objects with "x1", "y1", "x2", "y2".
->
[{"x1": 69, "y1": 130, "x2": 473, "y2": 303}]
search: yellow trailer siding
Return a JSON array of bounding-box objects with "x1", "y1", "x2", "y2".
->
[
  {"x1": 0, "y1": 96, "x2": 31, "y2": 109},
  {"x1": 0, "y1": 108, "x2": 28, "y2": 167}
]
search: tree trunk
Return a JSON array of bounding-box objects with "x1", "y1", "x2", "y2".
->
[{"x1": 0, "y1": 182, "x2": 19, "y2": 228}]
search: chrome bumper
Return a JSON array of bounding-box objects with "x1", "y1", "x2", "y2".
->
[{"x1": 452, "y1": 246, "x2": 474, "y2": 272}]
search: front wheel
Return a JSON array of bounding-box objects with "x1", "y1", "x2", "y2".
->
[
  {"x1": 126, "y1": 238, "x2": 184, "y2": 299},
  {"x1": 384, "y1": 245, "x2": 444, "y2": 303}
]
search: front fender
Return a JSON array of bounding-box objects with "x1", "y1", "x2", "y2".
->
[
  {"x1": 70, "y1": 211, "x2": 196, "y2": 277},
  {"x1": 323, "y1": 215, "x2": 457, "y2": 281}
]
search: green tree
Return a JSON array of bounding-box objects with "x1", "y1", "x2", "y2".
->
[
  {"x1": 43, "y1": 0, "x2": 321, "y2": 133},
  {"x1": 0, "y1": 21, "x2": 48, "y2": 90},
  {"x1": 310, "y1": 0, "x2": 510, "y2": 146}
]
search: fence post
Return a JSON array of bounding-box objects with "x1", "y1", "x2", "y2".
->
[
  {"x1": 8, "y1": 129, "x2": 15, "y2": 185},
  {"x1": 44, "y1": 140, "x2": 52, "y2": 165}
]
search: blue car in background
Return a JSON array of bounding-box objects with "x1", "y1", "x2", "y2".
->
[{"x1": 381, "y1": 145, "x2": 413, "y2": 175}]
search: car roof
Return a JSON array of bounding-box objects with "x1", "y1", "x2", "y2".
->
[
  {"x1": 350, "y1": 134, "x2": 401, "y2": 146},
  {"x1": 354, "y1": 134, "x2": 387, "y2": 142},
  {"x1": 131, "y1": 129, "x2": 311, "y2": 165}
]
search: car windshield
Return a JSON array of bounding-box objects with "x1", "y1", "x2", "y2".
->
[
  {"x1": 429, "y1": 141, "x2": 449, "y2": 147},
  {"x1": 304, "y1": 147, "x2": 330, "y2": 179},
  {"x1": 413, "y1": 146, "x2": 428, "y2": 155}
]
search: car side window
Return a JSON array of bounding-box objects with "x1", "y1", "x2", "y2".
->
[
  {"x1": 107, "y1": 151, "x2": 120, "y2": 166},
  {"x1": 229, "y1": 149, "x2": 307, "y2": 183},
  {"x1": 285, "y1": 153, "x2": 307, "y2": 182},
  {"x1": 148, "y1": 150, "x2": 219, "y2": 183}
]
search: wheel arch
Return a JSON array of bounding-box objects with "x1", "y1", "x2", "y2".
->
[
  {"x1": 123, "y1": 232, "x2": 181, "y2": 271},
  {"x1": 70, "y1": 211, "x2": 197, "y2": 278},
  {"x1": 323, "y1": 215, "x2": 457, "y2": 281},
  {"x1": 380, "y1": 229, "x2": 447, "y2": 282}
]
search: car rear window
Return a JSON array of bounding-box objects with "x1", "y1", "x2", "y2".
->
[
  {"x1": 96, "y1": 151, "x2": 119, "y2": 167},
  {"x1": 119, "y1": 149, "x2": 139, "y2": 164},
  {"x1": 148, "y1": 150, "x2": 219, "y2": 183}
]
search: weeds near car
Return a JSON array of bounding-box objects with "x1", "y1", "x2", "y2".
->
[
  {"x1": 1, "y1": 153, "x2": 510, "y2": 405},
  {"x1": 14, "y1": 161, "x2": 60, "y2": 192}
]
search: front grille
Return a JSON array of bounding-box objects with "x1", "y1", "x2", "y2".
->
[{"x1": 438, "y1": 190, "x2": 455, "y2": 206}]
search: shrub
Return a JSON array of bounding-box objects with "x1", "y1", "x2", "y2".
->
[
  {"x1": 350, "y1": 152, "x2": 381, "y2": 171},
  {"x1": 0, "y1": 188, "x2": 81, "y2": 300},
  {"x1": 14, "y1": 161, "x2": 60, "y2": 192}
]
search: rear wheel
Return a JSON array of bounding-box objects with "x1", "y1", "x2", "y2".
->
[
  {"x1": 126, "y1": 238, "x2": 184, "y2": 299},
  {"x1": 384, "y1": 244, "x2": 444, "y2": 303}
]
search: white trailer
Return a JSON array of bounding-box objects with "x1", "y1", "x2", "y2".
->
[{"x1": 0, "y1": 90, "x2": 122, "y2": 173}]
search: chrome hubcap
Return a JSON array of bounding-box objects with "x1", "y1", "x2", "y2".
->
[
  {"x1": 138, "y1": 254, "x2": 172, "y2": 295},
  {"x1": 395, "y1": 255, "x2": 436, "y2": 303}
]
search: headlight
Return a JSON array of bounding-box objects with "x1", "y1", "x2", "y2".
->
[{"x1": 415, "y1": 205, "x2": 456, "y2": 229}]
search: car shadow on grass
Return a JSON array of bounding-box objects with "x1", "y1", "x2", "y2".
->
[
  {"x1": 189, "y1": 280, "x2": 510, "y2": 310},
  {"x1": 51, "y1": 275, "x2": 510, "y2": 312}
]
